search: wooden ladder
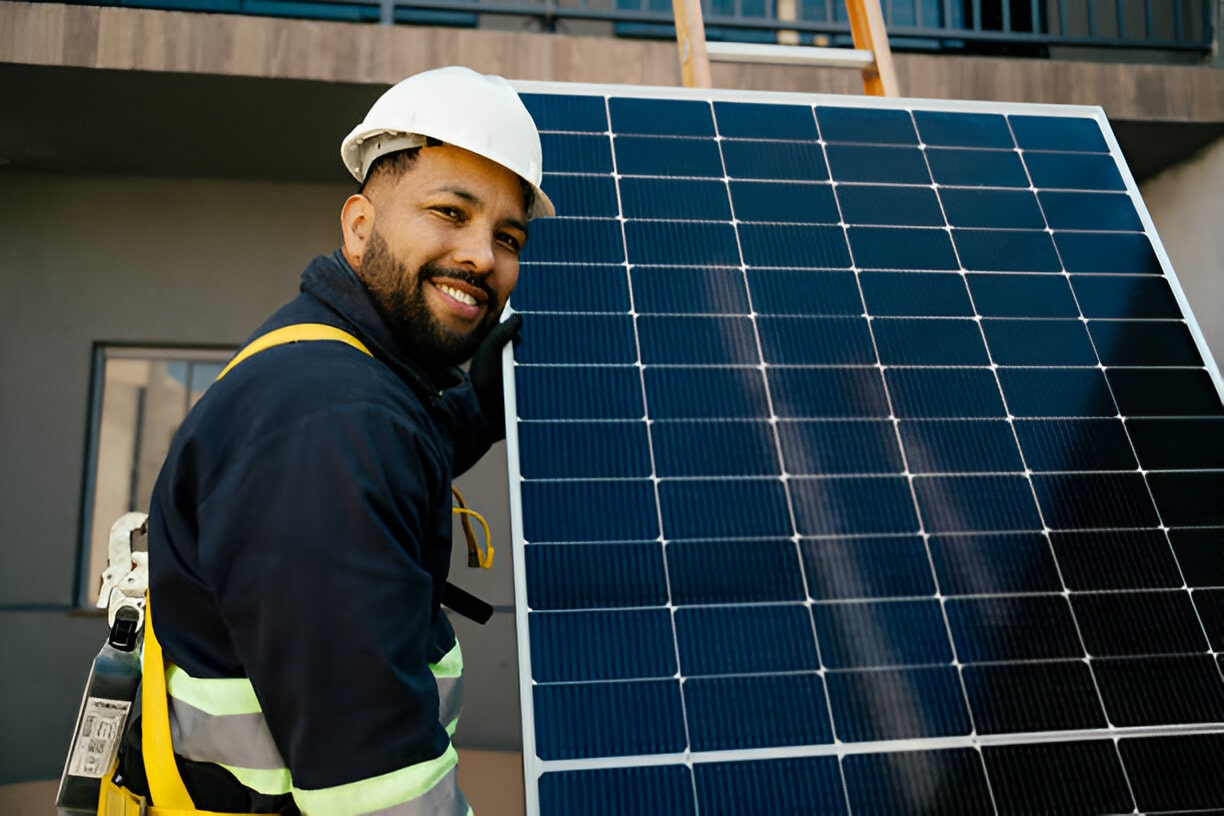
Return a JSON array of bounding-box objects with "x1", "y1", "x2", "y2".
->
[{"x1": 672, "y1": 0, "x2": 899, "y2": 96}]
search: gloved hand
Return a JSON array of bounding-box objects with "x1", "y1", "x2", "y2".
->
[{"x1": 468, "y1": 313, "x2": 522, "y2": 441}]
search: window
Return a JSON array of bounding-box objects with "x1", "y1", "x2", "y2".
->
[{"x1": 80, "y1": 345, "x2": 233, "y2": 607}]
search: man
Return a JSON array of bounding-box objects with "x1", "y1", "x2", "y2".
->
[{"x1": 117, "y1": 66, "x2": 554, "y2": 814}]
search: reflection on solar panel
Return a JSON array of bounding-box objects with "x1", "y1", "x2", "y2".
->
[{"x1": 506, "y1": 84, "x2": 1224, "y2": 815}]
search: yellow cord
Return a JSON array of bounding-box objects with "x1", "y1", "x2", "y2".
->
[{"x1": 451, "y1": 487, "x2": 494, "y2": 569}]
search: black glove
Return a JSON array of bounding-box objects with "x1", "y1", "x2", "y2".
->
[{"x1": 468, "y1": 313, "x2": 522, "y2": 441}]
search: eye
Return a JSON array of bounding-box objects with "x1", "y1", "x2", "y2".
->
[
  {"x1": 431, "y1": 205, "x2": 463, "y2": 221},
  {"x1": 497, "y1": 231, "x2": 524, "y2": 254}
]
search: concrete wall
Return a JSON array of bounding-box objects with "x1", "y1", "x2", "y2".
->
[{"x1": 1140, "y1": 137, "x2": 1224, "y2": 373}]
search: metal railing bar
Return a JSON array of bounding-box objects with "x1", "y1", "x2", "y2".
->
[
  {"x1": 1031, "y1": 0, "x2": 1040, "y2": 34},
  {"x1": 1002, "y1": 0, "x2": 1011, "y2": 33},
  {"x1": 1144, "y1": 0, "x2": 1153, "y2": 39},
  {"x1": 1058, "y1": 0, "x2": 1068, "y2": 37},
  {"x1": 1086, "y1": 0, "x2": 1096, "y2": 37},
  {"x1": 1116, "y1": 0, "x2": 1125, "y2": 38},
  {"x1": 1174, "y1": 0, "x2": 1185, "y2": 40},
  {"x1": 943, "y1": 0, "x2": 953, "y2": 31},
  {"x1": 972, "y1": 0, "x2": 981, "y2": 31}
]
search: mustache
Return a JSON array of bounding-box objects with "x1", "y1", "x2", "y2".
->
[{"x1": 420, "y1": 263, "x2": 494, "y2": 303}]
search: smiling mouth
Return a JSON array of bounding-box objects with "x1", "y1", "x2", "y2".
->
[{"x1": 436, "y1": 282, "x2": 478, "y2": 307}]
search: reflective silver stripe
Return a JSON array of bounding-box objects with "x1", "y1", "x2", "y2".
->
[
  {"x1": 293, "y1": 743, "x2": 467, "y2": 816},
  {"x1": 169, "y1": 695, "x2": 285, "y2": 770},
  {"x1": 434, "y1": 673, "x2": 464, "y2": 729}
]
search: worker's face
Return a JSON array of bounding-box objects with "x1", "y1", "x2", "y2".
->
[{"x1": 358, "y1": 144, "x2": 527, "y2": 367}]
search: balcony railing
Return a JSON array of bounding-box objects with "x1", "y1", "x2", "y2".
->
[{"x1": 52, "y1": 0, "x2": 1215, "y2": 54}]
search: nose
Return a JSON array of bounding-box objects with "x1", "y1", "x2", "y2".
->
[{"x1": 452, "y1": 225, "x2": 496, "y2": 274}]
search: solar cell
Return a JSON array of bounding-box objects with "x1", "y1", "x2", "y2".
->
[{"x1": 506, "y1": 83, "x2": 1224, "y2": 815}]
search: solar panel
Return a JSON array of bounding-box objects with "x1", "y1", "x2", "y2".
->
[{"x1": 504, "y1": 82, "x2": 1224, "y2": 815}]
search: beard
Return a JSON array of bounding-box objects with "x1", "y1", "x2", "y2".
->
[{"x1": 358, "y1": 227, "x2": 499, "y2": 369}]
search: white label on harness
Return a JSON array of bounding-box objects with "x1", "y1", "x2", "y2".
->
[{"x1": 66, "y1": 697, "x2": 131, "y2": 778}]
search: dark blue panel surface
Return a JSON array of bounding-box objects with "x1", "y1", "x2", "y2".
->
[
  {"x1": 722, "y1": 140, "x2": 829, "y2": 181},
  {"x1": 941, "y1": 188, "x2": 1045, "y2": 229},
  {"x1": 1089, "y1": 319, "x2": 1202, "y2": 367},
  {"x1": 843, "y1": 749, "x2": 995, "y2": 814},
  {"x1": 625, "y1": 220, "x2": 740, "y2": 266},
  {"x1": 609, "y1": 97, "x2": 714, "y2": 136},
  {"x1": 521, "y1": 479, "x2": 658, "y2": 542},
  {"x1": 539, "y1": 766, "x2": 695, "y2": 816},
  {"x1": 515, "y1": 365, "x2": 643, "y2": 420},
  {"x1": 813, "y1": 599, "x2": 952, "y2": 668},
  {"x1": 1096, "y1": 655, "x2": 1224, "y2": 727},
  {"x1": 927, "y1": 147, "x2": 1029, "y2": 187},
  {"x1": 530, "y1": 609, "x2": 675, "y2": 681},
  {"x1": 914, "y1": 475, "x2": 1042, "y2": 533},
  {"x1": 816, "y1": 106, "x2": 918, "y2": 144},
  {"x1": 801, "y1": 536, "x2": 937, "y2": 600},
  {"x1": 521, "y1": 93, "x2": 608, "y2": 132},
  {"x1": 982, "y1": 741, "x2": 1134, "y2": 814},
  {"x1": 769, "y1": 366, "x2": 891, "y2": 419},
  {"x1": 1073, "y1": 591, "x2": 1208, "y2": 656},
  {"x1": 1024, "y1": 150, "x2": 1126, "y2": 191},
  {"x1": 1055, "y1": 231, "x2": 1163, "y2": 274},
  {"x1": 1009, "y1": 115, "x2": 1109, "y2": 152},
  {"x1": 539, "y1": 133, "x2": 613, "y2": 173},
  {"x1": 981, "y1": 318, "x2": 1098, "y2": 366},
  {"x1": 683, "y1": 674, "x2": 833, "y2": 750},
  {"x1": 526, "y1": 542, "x2": 667, "y2": 610},
  {"x1": 850, "y1": 227, "x2": 960, "y2": 271},
  {"x1": 739, "y1": 223, "x2": 850, "y2": 268},
  {"x1": 729, "y1": 180, "x2": 839, "y2": 223},
  {"x1": 1170, "y1": 528, "x2": 1224, "y2": 587},
  {"x1": 659, "y1": 478, "x2": 791, "y2": 538},
  {"x1": 953, "y1": 228, "x2": 1062, "y2": 273},
  {"x1": 540, "y1": 173, "x2": 618, "y2": 217},
  {"x1": 778, "y1": 420, "x2": 903, "y2": 475},
  {"x1": 860, "y1": 271, "x2": 974, "y2": 317},
  {"x1": 713, "y1": 100, "x2": 818, "y2": 140},
  {"x1": 614, "y1": 136, "x2": 724, "y2": 177},
  {"x1": 514, "y1": 264, "x2": 629, "y2": 313},
  {"x1": 1072, "y1": 274, "x2": 1182, "y2": 319},
  {"x1": 914, "y1": 110, "x2": 1014, "y2": 148},
  {"x1": 518, "y1": 421, "x2": 650, "y2": 479},
  {"x1": 998, "y1": 368, "x2": 1117, "y2": 417},
  {"x1": 676, "y1": 604, "x2": 818, "y2": 674},
  {"x1": 836, "y1": 184, "x2": 945, "y2": 227},
  {"x1": 964, "y1": 661, "x2": 1107, "y2": 734},
  {"x1": 886, "y1": 368, "x2": 1008, "y2": 418},
  {"x1": 947, "y1": 595, "x2": 1082, "y2": 661},
  {"x1": 826, "y1": 145, "x2": 930, "y2": 183},
  {"x1": 1108, "y1": 368, "x2": 1224, "y2": 417},
  {"x1": 966, "y1": 272, "x2": 1079, "y2": 318},
  {"x1": 694, "y1": 757, "x2": 847, "y2": 816},
  {"x1": 757, "y1": 317, "x2": 875, "y2": 365},
  {"x1": 515, "y1": 314, "x2": 636, "y2": 364},
  {"x1": 668, "y1": 539, "x2": 805, "y2": 604},
  {"x1": 1122, "y1": 734, "x2": 1224, "y2": 813},
  {"x1": 1040, "y1": 191, "x2": 1144, "y2": 231},
  {"x1": 534, "y1": 680, "x2": 686, "y2": 759},
  {"x1": 1032, "y1": 472, "x2": 1160, "y2": 529},
  {"x1": 521, "y1": 217, "x2": 624, "y2": 264},
  {"x1": 826, "y1": 666, "x2": 971, "y2": 741},
  {"x1": 790, "y1": 476, "x2": 920, "y2": 535},
  {"x1": 619, "y1": 177, "x2": 731, "y2": 220},
  {"x1": 875, "y1": 317, "x2": 989, "y2": 365},
  {"x1": 637, "y1": 316, "x2": 759, "y2": 365},
  {"x1": 644, "y1": 367, "x2": 770, "y2": 419},
  {"x1": 900, "y1": 419, "x2": 1023, "y2": 474},
  {"x1": 929, "y1": 533, "x2": 1063, "y2": 595},
  {"x1": 748, "y1": 269, "x2": 863, "y2": 316},
  {"x1": 1150, "y1": 471, "x2": 1224, "y2": 527},
  {"x1": 1013, "y1": 418, "x2": 1137, "y2": 471},
  {"x1": 631, "y1": 266, "x2": 749, "y2": 315},
  {"x1": 652, "y1": 421, "x2": 779, "y2": 476}
]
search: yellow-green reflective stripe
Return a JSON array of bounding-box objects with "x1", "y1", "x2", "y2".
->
[
  {"x1": 221, "y1": 764, "x2": 293, "y2": 796},
  {"x1": 292, "y1": 744, "x2": 460, "y2": 816},
  {"x1": 166, "y1": 664, "x2": 262, "y2": 716},
  {"x1": 445, "y1": 719, "x2": 458, "y2": 737},
  {"x1": 429, "y1": 640, "x2": 462, "y2": 679}
]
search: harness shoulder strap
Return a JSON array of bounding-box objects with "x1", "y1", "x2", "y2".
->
[{"x1": 216, "y1": 323, "x2": 372, "y2": 381}]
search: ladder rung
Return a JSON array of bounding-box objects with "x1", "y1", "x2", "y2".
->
[{"x1": 705, "y1": 41, "x2": 876, "y2": 68}]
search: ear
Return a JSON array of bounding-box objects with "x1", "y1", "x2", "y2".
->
[{"x1": 340, "y1": 194, "x2": 375, "y2": 270}]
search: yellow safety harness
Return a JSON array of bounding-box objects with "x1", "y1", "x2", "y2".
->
[{"x1": 98, "y1": 322, "x2": 493, "y2": 813}]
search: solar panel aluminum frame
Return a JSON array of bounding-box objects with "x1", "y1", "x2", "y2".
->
[{"x1": 499, "y1": 80, "x2": 1224, "y2": 816}]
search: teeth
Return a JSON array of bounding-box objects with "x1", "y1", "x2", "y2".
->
[{"x1": 438, "y1": 283, "x2": 477, "y2": 307}]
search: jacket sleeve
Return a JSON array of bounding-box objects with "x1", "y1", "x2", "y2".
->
[
  {"x1": 447, "y1": 379, "x2": 502, "y2": 478},
  {"x1": 194, "y1": 400, "x2": 462, "y2": 806}
]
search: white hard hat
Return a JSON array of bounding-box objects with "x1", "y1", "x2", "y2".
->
[{"x1": 341, "y1": 66, "x2": 555, "y2": 219}]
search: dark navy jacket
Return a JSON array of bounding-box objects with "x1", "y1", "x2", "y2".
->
[{"x1": 136, "y1": 251, "x2": 497, "y2": 805}]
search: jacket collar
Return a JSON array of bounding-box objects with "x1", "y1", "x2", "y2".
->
[{"x1": 300, "y1": 250, "x2": 465, "y2": 394}]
